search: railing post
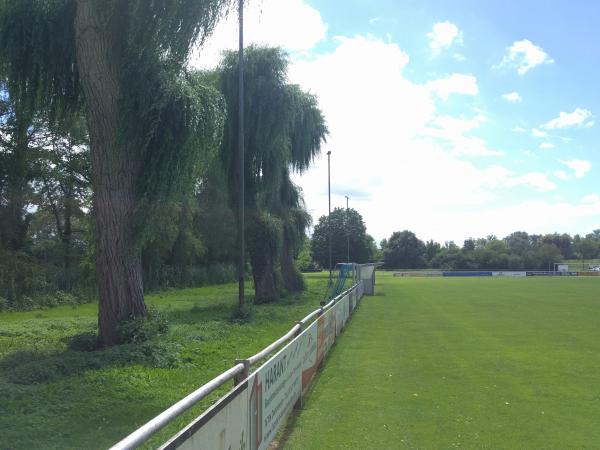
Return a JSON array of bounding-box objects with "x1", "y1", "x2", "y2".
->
[
  {"x1": 233, "y1": 359, "x2": 249, "y2": 386},
  {"x1": 294, "y1": 321, "x2": 303, "y2": 337}
]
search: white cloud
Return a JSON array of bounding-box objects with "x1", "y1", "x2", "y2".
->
[
  {"x1": 427, "y1": 21, "x2": 463, "y2": 56},
  {"x1": 423, "y1": 115, "x2": 504, "y2": 157},
  {"x1": 415, "y1": 199, "x2": 600, "y2": 243},
  {"x1": 560, "y1": 159, "x2": 592, "y2": 179},
  {"x1": 554, "y1": 170, "x2": 569, "y2": 181},
  {"x1": 497, "y1": 39, "x2": 554, "y2": 75},
  {"x1": 504, "y1": 172, "x2": 556, "y2": 192},
  {"x1": 502, "y1": 92, "x2": 522, "y2": 103},
  {"x1": 426, "y1": 73, "x2": 479, "y2": 100},
  {"x1": 539, "y1": 142, "x2": 555, "y2": 149},
  {"x1": 542, "y1": 108, "x2": 594, "y2": 129},
  {"x1": 582, "y1": 194, "x2": 600, "y2": 204},
  {"x1": 192, "y1": 1, "x2": 600, "y2": 243},
  {"x1": 189, "y1": 0, "x2": 327, "y2": 69},
  {"x1": 287, "y1": 34, "x2": 587, "y2": 243},
  {"x1": 531, "y1": 128, "x2": 548, "y2": 138},
  {"x1": 513, "y1": 126, "x2": 526, "y2": 133}
]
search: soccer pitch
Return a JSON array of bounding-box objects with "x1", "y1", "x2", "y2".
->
[{"x1": 283, "y1": 273, "x2": 600, "y2": 449}]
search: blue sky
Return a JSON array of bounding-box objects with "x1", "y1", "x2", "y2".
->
[{"x1": 195, "y1": 0, "x2": 599, "y2": 243}]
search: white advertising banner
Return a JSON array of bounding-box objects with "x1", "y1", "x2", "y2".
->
[
  {"x1": 248, "y1": 321, "x2": 318, "y2": 450},
  {"x1": 160, "y1": 382, "x2": 249, "y2": 450},
  {"x1": 492, "y1": 271, "x2": 527, "y2": 277},
  {"x1": 160, "y1": 283, "x2": 366, "y2": 450},
  {"x1": 349, "y1": 289, "x2": 356, "y2": 312},
  {"x1": 316, "y1": 306, "x2": 336, "y2": 366},
  {"x1": 335, "y1": 294, "x2": 350, "y2": 336}
]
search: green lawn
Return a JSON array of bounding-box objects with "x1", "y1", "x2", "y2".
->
[
  {"x1": 0, "y1": 274, "x2": 329, "y2": 450},
  {"x1": 283, "y1": 273, "x2": 600, "y2": 449}
]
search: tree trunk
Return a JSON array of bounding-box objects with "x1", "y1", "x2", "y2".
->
[
  {"x1": 280, "y1": 230, "x2": 304, "y2": 293},
  {"x1": 251, "y1": 253, "x2": 279, "y2": 304},
  {"x1": 74, "y1": 0, "x2": 146, "y2": 346},
  {"x1": 247, "y1": 213, "x2": 281, "y2": 303},
  {"x1": 5, "y1": 110, "x2": 31, "y2": 252},
  {"x1": 62, "y1": 182, "x2": 73, "y2": 291}
]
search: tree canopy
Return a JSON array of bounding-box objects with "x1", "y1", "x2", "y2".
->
[
  {"x1": 0, "y1": 0, "x2": 233, "y2": 345},
  {"x1": 311, "y1": 207, "x2": 374, "y2": 268},
  {"x1": 216, "y1": 46, "x2": 327, "y2": 302}
]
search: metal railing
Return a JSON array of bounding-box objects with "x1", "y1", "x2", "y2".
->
[{"x1": 110, "y1": 282, "x2": 361, "y2": 450}]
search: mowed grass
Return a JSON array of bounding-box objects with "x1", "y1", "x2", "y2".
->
[
  {"x1": 283, "y1": 273, "x2": 600, "y2": 449},
  {"x1": 0, "y1": 274, "x2": 330, "y2": 450}
]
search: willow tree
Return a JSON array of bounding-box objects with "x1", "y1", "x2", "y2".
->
[
  {"x1": 218, "y1": 46, "x2": 327, "y2": 302},
  {"x1": 0, "y1": 0, "x2": 229, "y2": 345}
]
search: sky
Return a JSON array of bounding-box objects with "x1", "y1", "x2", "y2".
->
[{"x1": 191, "y1": 0, "x2": 600, "y2": 244}]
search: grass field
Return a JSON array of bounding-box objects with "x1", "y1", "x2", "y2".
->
[
  {"x1": 282, "y1": 273, "x2": 600, "y2": 449},
  {"x1": 0, "y1": 275, "x2": 330, "y2": 450}
]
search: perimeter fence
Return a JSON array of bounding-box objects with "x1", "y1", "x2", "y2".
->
[
  {"x1": 392, "y1": 270, "x2": 600, "y2": 277},
  {"x1": 110, "y1": 263, "x2": 378, "y2": 450}
]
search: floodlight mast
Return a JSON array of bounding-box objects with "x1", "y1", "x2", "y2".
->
[
  {"x1": 327, "y1": 151, "x2": 332, "y2": 285},
  {"x1": 238, "y1": 0, "x2": 245, "y2": 307},
  {"x1": 345, "y1": 195, "x2": 350, "y2": 263}
]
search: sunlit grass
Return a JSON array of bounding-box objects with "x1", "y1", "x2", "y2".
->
[
  {"x1": 283, "y1": 273, "x2": 600, "y2": 449},
  {"x1": 0, "y1": 274, "x2": 330, "y2": 450}
]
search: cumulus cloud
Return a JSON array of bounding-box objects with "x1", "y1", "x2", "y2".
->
[
  {"x1": 502, "y1": 92, "x2": 522, "y2": 103},
  {"x1": 582, "y1": 194, "x2": 600, "y2": 204},
  {"x1": 497, "y1": 39, "x2": 554, "y2": 75},
  {"x1": 531, "y1": 128, "x2": 548, "y2": 138},
  {"x1": 560, "y1": 159, "x2": 592, "y2": 178},
  {"x1": 539, "y1": 142, "x2": 555, "y2": 150},
  {"x1": 189, "y1": 0, "x2": 327, "y2": 69},
  {"x1": 287, "y1": 33, "x2": 588, "y2": 241},
  {"x1": 188, "y1": 1, "x2": 599, "y2": 242},
  {"x1": 542, "y1": 108, "x2": 594, "y2": 129},
  {"x1": 426, "y1": 73, "x2": 479, "y2": 100},
  {"x1": 554, "y1": 170, "x2": 569, "y2": 181},
  {"x1": 427, "y1": 21, "x2": 463, "y2": 56},
  {"x1": 504, "y1": 172, "x2": 556, "y2": 192},
  {"x1": 422, "y1": 199, "x2": 600, "y2": 242},
  {"x1": 424, "y1": 115, "x2": 504, "y2": 157}
]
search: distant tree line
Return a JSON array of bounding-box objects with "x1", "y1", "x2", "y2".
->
[{"x1": 381, "y1": 230, "x2": 600, "y2": 270}]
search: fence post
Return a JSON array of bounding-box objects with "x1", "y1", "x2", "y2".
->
[
  {"x1": 233, "y1": 359, "x2": 249, "y2": 386},
  {"x1": 294, "y1": 321, "x2": 303, "y2": 337}
]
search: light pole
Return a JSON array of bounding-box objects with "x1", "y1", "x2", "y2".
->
[
  {"x1": 238, "y1": 0, "x2": 245, "y2": 307},
  {"x1": 327, "y1": 151, "x2": 332, "y2": 285},
  {"x1": 345, "y1": 195, "x2": 349, "y2": 263}
]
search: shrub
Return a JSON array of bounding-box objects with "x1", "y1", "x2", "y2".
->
[
  {"x1": 230, "y1": 303, "x2": 254, "y2": 324},
  {"x1": 116, "y1": 307, "x2": 169, "y2": 344},
  {"x1": 67, "y1": 332, "x2": 99, "y2": 352}
]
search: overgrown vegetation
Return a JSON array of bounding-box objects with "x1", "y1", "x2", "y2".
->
[
  {"x1": 0, "y1": 274, "x2": 329, "y2": 450},
  {"x1": 0, "y1": 15, "x2": 327, "y2": 323}
]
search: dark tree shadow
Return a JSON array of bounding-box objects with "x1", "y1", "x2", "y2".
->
[{"x1": 0, "y1": 338, "x2": 181, "y2": 386}]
